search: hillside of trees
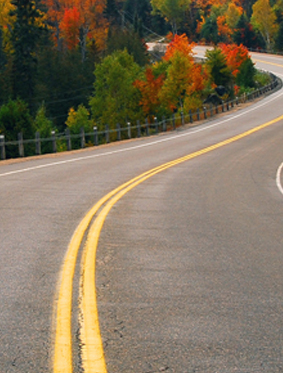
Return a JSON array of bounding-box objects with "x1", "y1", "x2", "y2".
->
[{"x1": 0, "y1": 0, "x2": 282, "y2": 155}]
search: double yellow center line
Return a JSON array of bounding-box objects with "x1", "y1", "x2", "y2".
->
[{"x1": 53, "y1": 114, "x2": 283, "y2": 373}]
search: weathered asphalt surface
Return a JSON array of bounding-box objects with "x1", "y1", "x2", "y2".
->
[{"x1": 0, "y1": 52, "x2": 283, "y2": 372}]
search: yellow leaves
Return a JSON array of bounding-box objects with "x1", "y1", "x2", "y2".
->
[
  {"x1": 0, "y1": 0, "x2": 15, "y2": 27},
  {"x1": 163, "y1": 33, "x2": 195, "y2": 61}
]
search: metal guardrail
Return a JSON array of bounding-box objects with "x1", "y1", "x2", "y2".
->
[{"x1": 0, "y1": 73, "x2": 282, "y2": 161}]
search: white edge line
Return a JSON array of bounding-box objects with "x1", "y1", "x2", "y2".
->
[
  {"x1": 276, "y1": 162, "x2": 283, "y2": 196},
  {"x1": 1, "y1": 72, "x2": 283, "y2": 179}
]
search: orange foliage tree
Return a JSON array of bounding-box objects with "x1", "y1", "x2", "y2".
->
[
  {"x1": 163, "y1": 33, "x2": 195, "y2": 61},
  {"x1": 134, "y1": 33, "x2": 208, "y2": 117},
  {"x1": 133, "y1": 67, "x2": 165, "y2": 116},
  {"x1": 44, "y1": 0, "x2": 108, "y2": 59},
  {"x1": 60, "y1": 7, "x2": 80, "y2": 49},
  {"x1": 219, "y1": 43, "x2": 249, "y2": 77}
]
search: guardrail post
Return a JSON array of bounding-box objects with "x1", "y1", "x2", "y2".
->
[
  {"x1": 210, "y1": 104, "x2": 213, "y2": 117},
  {"x1": 203, "y1": 107, "x2": 207, "y2": 119},
  {"x1": 154, "y1": 117, "x2": 158, "y2": 134},
  {"x1": 0, "y1": 134, "x2": 6, "y2": 160},
  {"x1": 66, "y1": 128, "x2": 71, "y2": 151},
  {"x1": 116, "y1": 123, "x2": 121, "y2": 141},
  {"x1": 35, "y1": 131, "x2": 41, "y2": 155},
  {"x1": 226, "y1": 101, "x2": 229, "y2": 111},
  {"x1": 197, "y1": 108, "x2": 200, "y2": 121},
  {"x1": 181, "y1": 111, "x2": 185, "y2": 126},
  {"x1": 162, "y1": 116, "x2": 166, "y2": 132},
  {"x1": 172, "y1": 114, "x2": 176, "y2": 130},
  {"x1": 18, "y1": 132, "x2": 24, "y2": 157},
  {"x1": 127, "y1": 122, "x2": 131, "y2": 139},
  {"x1": 80, "y1": 127, "x2": 85, "y2": 148},
  {"x1": 189, "y1": 110, "x2": 193, "y2": 123},
  {"x1": 105, "y1": 124, "x2": 109, "y2": 143},
  {"x1": 145, "y1": 118, "x2": 149, "y2": 136},
  {"x1": 93, "y1": 126, "x2": 98, "y2": 146},
  {"x1": 52, "y1": 131, "x2": 57, "y2": 153},
  {"x1": 137, "y1": 120, "x2": 141, "y2": 138}
]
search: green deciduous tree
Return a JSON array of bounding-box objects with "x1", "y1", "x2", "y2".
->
[
  {"x1": 151, "y1": 0, "x2": 191, "y2": 34},
  {"x1": 251, "y1": 0, "x2": 278, "y2": 50},
  {"x1": 89, "y1": 49, "x2": 142, "y2": 129},
  {"x1": 0, "y1": 99, "x2": 34, "y2": 157}
]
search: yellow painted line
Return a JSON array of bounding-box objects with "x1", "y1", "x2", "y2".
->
[
  {"x1": 253, "y1": 58, "x2": 283, "y2": 68},
  {"x1": 53, "y1": 161, "x2": 200, "y2": 372},
  {"x1": 54, "y1": 112, "x2": 283, "y2": 372},
  {"x1": 80, "y1": 114, "x2": 283, "y2": 372}
]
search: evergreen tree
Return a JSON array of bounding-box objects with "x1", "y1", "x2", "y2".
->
[
  {"x1": 10, "y1": 0, "x2": 45, "y2": 103},
  {"x1": 201, "y1": 16, "x2": 219, "y2": 44},
  {"x1": 205, "y1": 48, "x2": 233, "y2": 87},
  {"x1": 233, "y1": 13, "x2": 265, "y2": 49},
  {"x1": 104, "y1": 0, "x2": 120, "y2": 26},
  {"x1": 275, "y1": 21, "x2": 283, "y2": 50},
  {"x1": 0, "y1": 28, "x2": 5, "y2": 70}
]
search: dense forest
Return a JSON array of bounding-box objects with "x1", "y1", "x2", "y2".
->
[{"x1": 0, "y1": 0, "x2": 282, "y2": 153}]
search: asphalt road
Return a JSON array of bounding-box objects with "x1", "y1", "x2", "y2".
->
[{"x1": 0, "y1": 51, "x2": 283, "y2": 372}]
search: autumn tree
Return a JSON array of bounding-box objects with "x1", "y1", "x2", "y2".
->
[
  {"x1": 60, "y1": 7, "x2": 80, "y2": 49},
  {"x1": 134, "y1": 65, "x2": 166, "y2": 116},
  {"x1": 0, "y1": 0, "x2": 15, "y2": 53},
  {"x1": 150, "y1": 0, "x2": 191, "y2": 34},
  {"x1": 45, "y1": 0, "x2": 108, "y2": 61},
  {"x1": 251, "y1": 0, "x2": 278, "y2": 50},
  {"x1": 219, "y1": 43, "x2": 249, "y2": 77},
  {"x1": 226, "y1": 2, "x2": 243, "y2": 30},
  {"x1": 160, "y1": 33, "x2": 206, "y2": 113}
]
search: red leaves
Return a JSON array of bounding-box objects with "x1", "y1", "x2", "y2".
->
[
  {"x1": 219, "y1": 43, "x2": 249, "y2": 76},
  {"x1": 134, "y1": 68, "x2": 165, "y2": 115},
  {"x1": 60, "y1": 7, "x2": 80, "y2": 49}
]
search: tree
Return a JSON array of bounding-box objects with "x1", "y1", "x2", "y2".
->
[
  {"x1": 219, "y1": 43, "x2": 249, "y2": 77},
  {"x1": 275, "y1": 20, "x2": 283, "y2": 50},
  {"x1": 205, "y1": 47, "x2": 232, "y2": 87},
  {"x1": 163, "y1": 33, "x2": 195, "y2": 61},
  {"x1": 251, "y1": 0, "x2": 278, "y2": 50},
  {"x1": 233, "y1": 13, "x2": 261, "y2": 49},
  {"x1": 89, "y1": 49, "x2": 142, "y2": 129},
  {"x1": 134, "y1": 66, "x2": 166, "y2": 116},
  {"x1": 150, "y1": 0, "x2": 191, "y2": 34},
  {"x1": 10, "y1": 0, "x2": 45, "y2": 102},
  {"x1": 0, "y1": 99, "x2": 34, "y2": 157},
  {"x1": 236, "y1": 57, "x2": 256, "y2": 88},
  {"x1": 107, "y1": 28, "x2": 148, "y2": 66},
  {"x1": 44, "y1": 0, "x2": 109, "y2": 61},
  {"x1": 200, "y1": 15, "x2": 219, "y2": 44},
  {"x1": 159, "y1": 34, "x2": 206, "y2": 113},
  {"x1": 226, "y1": 3, "x2": 242, "y2": 30},
  {"x1": 60, "y1": 7, "x2": 80, "y2": 50}
]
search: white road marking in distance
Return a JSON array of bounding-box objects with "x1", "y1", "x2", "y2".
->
[
  {"x1": 276, "y1": 162, "x2": 283, "y2": 196},
  {"x1": 1, "y1": 72, "x2": 283, "y2": 179}
]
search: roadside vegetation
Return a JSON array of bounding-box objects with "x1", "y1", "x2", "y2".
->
[{"x1": 0, "y1": 0, "x2": 280, "y2": 157}]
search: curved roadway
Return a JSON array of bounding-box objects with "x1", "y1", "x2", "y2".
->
[{"x1": 0, "y1": 50, "x2": 283, "y2": 372}]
